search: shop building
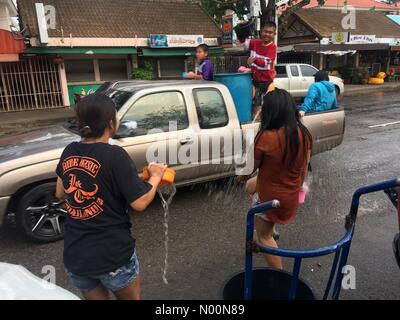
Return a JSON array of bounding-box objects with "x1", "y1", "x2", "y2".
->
[
  {"x1": 0, "y1": 0, "x2": 44, "y2": 113},
  {"x1": 303, "y1": 0, "x2": 399, "y2": 13},
  {"x1": 278, "y1": 8, "x2": 400, "y2": 82},
  {"x1": 17, "y1": 0, "x2": 222, "y2": 108}
]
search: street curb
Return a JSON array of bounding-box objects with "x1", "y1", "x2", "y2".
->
[
  {"x1": 343, "y1": 84, "x2": 400, "y2": 97},
  {"x1": 0, "y1": 107, "x2": 75, "y2": 136},
  {"x1": 0, "y1": 115, "x2": 75, "y2": 136}
]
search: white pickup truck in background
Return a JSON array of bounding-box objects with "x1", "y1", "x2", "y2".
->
[{"x1": 275, "y1": 64, "x2": 345, "y2": 98}]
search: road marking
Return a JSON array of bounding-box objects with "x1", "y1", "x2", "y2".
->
[{"x1": 368, "y1": 121, "x2": 400, "y2": 128}]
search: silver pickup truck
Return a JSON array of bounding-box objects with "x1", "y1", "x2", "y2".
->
[{"x1": 0, "y1": 80, "x2": 345, "y2": 242}]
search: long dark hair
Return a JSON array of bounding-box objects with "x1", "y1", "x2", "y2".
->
[
  {"x1": 257, "y1": 89, "x2": 312, "y2": 167},
  {"x1": 76, "y1": 94, "x2": 117, "y2": 139}
]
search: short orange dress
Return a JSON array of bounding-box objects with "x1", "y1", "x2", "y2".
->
[{"x1": 255, "y1": 128, "x2": 311, "y2": 225}]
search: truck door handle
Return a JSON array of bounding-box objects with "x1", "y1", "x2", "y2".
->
[
  {"x1": 322, "y1": 120, "x2": 337, "y2": 126},
  {"x1": 180, "y1": 138, "x2": 194, "y2": 145}
]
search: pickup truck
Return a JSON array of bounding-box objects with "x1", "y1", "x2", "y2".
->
[
  {"x1": 274, "y1": 63, "x2": 345, "y2": 98},
  {"x1": 0, "y1": 80, "x2": 345, "y2": 243}
]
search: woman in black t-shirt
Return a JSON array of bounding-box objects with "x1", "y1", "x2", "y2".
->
[{"x1": 55, "y1": 94, "x2": 166, "y2": 300}]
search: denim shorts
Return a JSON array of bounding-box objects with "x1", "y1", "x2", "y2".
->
[{"x1": 66, "y1": 250, "x2": 140, "y2": 293}]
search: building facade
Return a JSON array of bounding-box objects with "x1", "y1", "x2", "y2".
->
[
  {"x1": 16, "y1": 0, "x2": 222, "y2": 108},
  {"x1": 278, "y1": 8, "x2": 400, "y2": 83}
]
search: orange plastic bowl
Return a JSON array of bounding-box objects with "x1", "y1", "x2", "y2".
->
[{"x1": 143, "y1": 166, "x2": 176, "y2": 186}]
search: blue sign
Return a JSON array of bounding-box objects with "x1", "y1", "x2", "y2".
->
[
  {"x1": 149, "y1": 34, "x2": 204, "y2": 48},
  {"x1": 222, "y1": 15, "x2": 233, "y2": 48},
  {"x1": 150, "y1": 34, "x2": 168, "y2": 48}
]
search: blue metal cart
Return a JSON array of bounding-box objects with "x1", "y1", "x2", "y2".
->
[{"x1": 222, "y1": 178, "x2": 400, "y2": 300}]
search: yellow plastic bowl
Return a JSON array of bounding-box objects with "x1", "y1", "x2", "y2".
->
[
  {"x1": 143, "y1": 166, "x2": 176, "y2": 186},
  {"x1": 368, "y1": 77, "x2": 384, "y2": 85}
]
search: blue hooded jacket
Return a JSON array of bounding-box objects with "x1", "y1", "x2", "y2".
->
[{"x1": 300, "y1": 81, "x2": 337, "y2": 114}]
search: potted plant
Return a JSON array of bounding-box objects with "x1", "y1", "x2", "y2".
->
[
  {"x1": 132, "y1": 62, "x2": 154, "y2": 80},
  {"x1": 352, "y1": 67, "x2": 370, "y2": 85}
]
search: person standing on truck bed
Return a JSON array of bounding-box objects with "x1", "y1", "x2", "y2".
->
[
  {"x1": 238, "y1": 21, "x2": 277, "y2": 118},
  {"x1": 184, "y1": 44, "x2": 214, "y2": 81},
  {"x1": 299, "y1": 71, "x2": 338, "y2": 117}
]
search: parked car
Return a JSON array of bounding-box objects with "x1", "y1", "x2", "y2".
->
[
  {"x1": 0, "y1": 80, "x2": 345, "y2": 243},
  {"x1": 0, "y1": 263, "x2": 79, "y2": 300},
  {"x1": 274, "y1": 64, "x2": 345, "y2": 98}
]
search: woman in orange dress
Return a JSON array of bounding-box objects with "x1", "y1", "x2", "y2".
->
[{"x1": 244, "y1": 89, "x2": 312, "y2": 269}]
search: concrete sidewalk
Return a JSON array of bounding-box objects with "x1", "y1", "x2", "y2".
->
[
  {"x1": 344, "y1": 82, "x2": 400, "y2": 96},
  {"x1": 0, "y1": 107, "x2": 75, "y2": 136}
]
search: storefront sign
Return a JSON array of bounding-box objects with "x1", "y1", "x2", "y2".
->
[
  {"x1": 67, "y1": 84, "x2": 102, "y2": 106},
  {"x1": 331, "y1": 32, "x2": 350, "y2": 44},
  {"x1": 380, "y1": 38, "x2": 400, "y2": 45},
  {"x1": 349, "y1": 35, "x2": 376, "y2": 44},
  {"x1": 149, "y1": 34, "x2": 204, "y2": 48},
  {"x1": 222, "y1": 15, "x2": 233, "y2": 48}
]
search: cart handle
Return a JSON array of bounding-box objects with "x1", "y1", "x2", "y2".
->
[
  {"x1": 247, "y1": 200, "x2": 353, "y2": 258},
  {"x1": 245, "y1": 179, "x2": 400, "y2": 301},
  {"x1": 346, "y1": 178, "x2": 400, "y2": 230},
  {"x1": 245, "y1": 200, "x2": 354, "y2": 301}
]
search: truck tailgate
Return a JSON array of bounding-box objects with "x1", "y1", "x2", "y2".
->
[
  {"x1": 241, "y1": 108, "x2": 345, "y2": 157},
  {"x1": 302, "y1": 108, "x2": 345, "y2": 155}
]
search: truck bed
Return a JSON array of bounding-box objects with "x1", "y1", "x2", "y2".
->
[{"x1": 241, "y1": 107, "x2": 345, "y2": 155}]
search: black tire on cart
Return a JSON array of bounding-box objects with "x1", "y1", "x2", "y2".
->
[{"x1": 15, "y1": 182, "x2": 66, "y2": 243}]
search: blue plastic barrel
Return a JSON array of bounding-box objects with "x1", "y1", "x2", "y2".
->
[{"x1": 214, "y1": 73, "x2": 252, "y2": 123}]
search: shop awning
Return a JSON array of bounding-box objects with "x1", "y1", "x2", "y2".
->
[
  {"x1": 293, "y1": 43, "x2": 390, "y2": 52},
  {"x1": 24, "y1": 47, "x2": 137, "y2": 55},
  {"x1": 141, "y1": 47, "x2": 225, "y2": 57}
]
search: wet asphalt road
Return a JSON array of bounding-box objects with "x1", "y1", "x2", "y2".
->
[{"x1": 1, "y1": 90, "x2": 399, "y2": 300}]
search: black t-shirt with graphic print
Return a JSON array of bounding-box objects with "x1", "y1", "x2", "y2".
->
[{"x1": 56, "y1": 142, "x2": 152, "y2": 276}]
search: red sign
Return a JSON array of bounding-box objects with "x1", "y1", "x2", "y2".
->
[
  {"x1": 0, "y1": 30, "x2": 25, "y2": 61},
  {"x1": 0, "y1": 30, "x2": 25, "y2": 55}
]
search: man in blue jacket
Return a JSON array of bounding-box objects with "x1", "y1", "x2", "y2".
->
[{"x1": 299, "y1": 71, "x2": 337, "y2": 117}]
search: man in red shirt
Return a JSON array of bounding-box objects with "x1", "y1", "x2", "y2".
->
[{"x1": 239, "y1": 22, "x2": 277, "y2": 118}]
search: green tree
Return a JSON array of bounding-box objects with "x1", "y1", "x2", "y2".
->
[
  {"x1": 132, "y1": 62, "x2": 154, "y2": 80},
  {"x1": 195, "y1": 0, "x2": 249, "y2": 21}
]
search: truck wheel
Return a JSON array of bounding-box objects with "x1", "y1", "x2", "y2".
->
[{"x1": 15, "y1": 182, "x2": 66, "y2": 243}]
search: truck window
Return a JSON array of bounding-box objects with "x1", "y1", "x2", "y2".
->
[
  {"x1": 121, "y1": 91, "x2": 188, "y2": 136},
  {"x1": 275, "y1": 66, "x2": 287, "y2": 78},
  {"x1": 290, "y1": 66, "x2": 300, "y2": 77},
  {"x1": 193, "y1": 88, "x2": 229, "y2": 129},
  {"x1": 106, "y1": 89, "x2": 133, "y2": 111},
  {"x1": 300, "y1": 65, "x2": 318, "y2": 77}
]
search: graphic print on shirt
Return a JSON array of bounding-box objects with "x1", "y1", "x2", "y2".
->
[
  {"x1": 61, "y1": 156, "x2": 104, "y2": 220},
  {"x1": 198, "y1": 61, "x2": 206, "y2": 74},
  {"x1": 250, "y1": 50, "x2": 273, "y2": 71}
]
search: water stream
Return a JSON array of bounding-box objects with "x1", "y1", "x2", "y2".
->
[
  {"x1": 157, "y1": 185, "x2": 177, "y2": 285},
  {"x1": 236, "y1": 109, "x2": 262, "y2": 175}
]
